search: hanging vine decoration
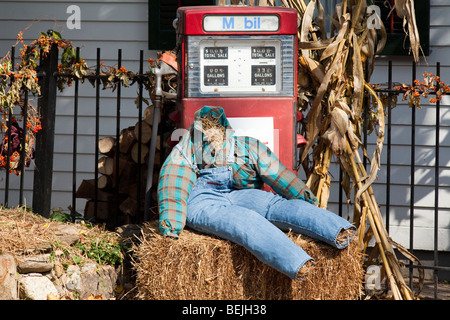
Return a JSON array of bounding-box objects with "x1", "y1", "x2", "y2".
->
[{"x1": 0, "y1": 30, "x2": 44, "y2": 174}]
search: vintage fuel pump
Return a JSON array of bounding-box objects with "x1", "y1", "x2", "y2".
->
[{"x1": 174, "y1": 6, "x2": 300, "y2": 171}]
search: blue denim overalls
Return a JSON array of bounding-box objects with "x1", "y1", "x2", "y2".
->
[{"x1": 177, "y1": 141, "x2": 356, "y2": 280}]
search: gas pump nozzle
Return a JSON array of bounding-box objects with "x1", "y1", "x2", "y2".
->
[
  {"x1": 144, "y1": 51, "x2": 178, "y2": 221},
  {"x1": 154, "y1": 59, "x2": 177, "y2": 95},
  {"x1": 154, "y1": 51, "x2": 178, "y2": 99}
]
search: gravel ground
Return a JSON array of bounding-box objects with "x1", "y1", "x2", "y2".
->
[{"x1": 417, "y1": 280, "x2": 450, "y2": 300}]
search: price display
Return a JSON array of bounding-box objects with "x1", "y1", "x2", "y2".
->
[
  {"x1": 204, "y1": 47, "x2": 229, "y2": 59},
  {"x1": 251, "y1": 46, "x2": 276, "y2": 59}
]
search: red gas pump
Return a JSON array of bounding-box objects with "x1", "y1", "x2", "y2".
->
[{"x1": 174, "y1": 6, "x2": 299, "y2": 171}]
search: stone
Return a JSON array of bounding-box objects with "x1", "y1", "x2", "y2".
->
[
  {"x1": 19, "y1": 274, "x2": 59, "y2": 300},
  {"x1": 53, "y1": 260, "x2": 65, "y2": 278},
  {"x1": 65, "y1": 265, "x2": 81, "y2": 291},
  {"x1": 63, "y1": 263, "x2": 117, "y2": 300},
  {"x1": 17, "y1": 254, "x2": 54, "y2": 274},
  {"x1": 79, "y1": 263, "x2": 117, "y2": 300},
  {"x1": 34, "y1": 242, "x2": 53, "y2": 253},
  {"x1": 51, "y1": 224, "x2": 80, "y2": 246},
  {"x1": 53, "y1": 274, "x2": 72, "y2": 299},
  {"x1": 0, "y1": 254, "x2": 18, "y2": 300}
]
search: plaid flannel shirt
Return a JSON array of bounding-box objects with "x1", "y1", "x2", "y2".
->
[{"x1": 158, "y1": 106, "x2": 318, "y2": 238}]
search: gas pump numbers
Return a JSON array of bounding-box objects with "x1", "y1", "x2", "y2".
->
[
  {"x1": 251, "y1": 65, "x2": 276, "y2": 86},
  {"x1": 204, "y1": 47, "x2": 229, "y2": 59},
  {"x1": 199, "y1": 41, "x2": 280, "y2": 93},
  {"x1": 203, "y1": 46, "x2": 275, "y2": 86},
  {"x1": 204, "y1": 66, "x2": 228, "y2": 86},
  {"x1": 251, "y1": 46, "x2": 276, "y2": 59},
  {"x1": 203, "y1": 46, "x2": 276, "y2": 60},
  {"x1": 251, "y1": 47, "x2": 276, "y2": 85},
  {"x1": 204, "y1": 47, "x2": 229, "y2": 86}
]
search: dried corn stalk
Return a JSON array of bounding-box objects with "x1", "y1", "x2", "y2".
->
[
  {"x1": 217, "y1": 0, "x2": 424, "y2": 300},
  {"x1": 394, "y1": 0, "x2": 422, "y2": 62}
]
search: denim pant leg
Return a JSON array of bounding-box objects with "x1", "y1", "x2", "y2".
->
[
  {"x1": 186, "y1": 190, "x2": 312, "y2": 280},
  {"x1": 267, "y1": 198, "x2": 356, "y2": 249},
  {"x1": 228, "y1": 188, "x2": 356, "y2": 249}
]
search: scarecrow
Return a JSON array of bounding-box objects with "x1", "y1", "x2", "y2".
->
[{"x1": 158, "y1": 106, "x2": 356, "y2": 280}]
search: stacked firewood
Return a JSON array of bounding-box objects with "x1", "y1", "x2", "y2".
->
[{"x1": 75, "y1": 105, "x2": 161, "y2": 226}]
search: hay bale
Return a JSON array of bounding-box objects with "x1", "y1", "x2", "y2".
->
[{"x1": 133, "y1": 221, "x2": 364, "y2": 300}]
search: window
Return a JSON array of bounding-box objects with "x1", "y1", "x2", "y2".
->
[{"x1": 148, "y1": 0, "x2": 215, "y2": 50}]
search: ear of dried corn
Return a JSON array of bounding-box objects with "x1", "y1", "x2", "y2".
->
[{"x1": 218, "y1": 0, "x2": 424, "y2": 300}]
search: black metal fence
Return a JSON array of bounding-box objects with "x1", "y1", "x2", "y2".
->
[
  {"x1": 371, "y1": 61, "x2": 447, "y2": 294},
  {"x1": 0, "y1": 44, "x2": 448, "y2": 298}
]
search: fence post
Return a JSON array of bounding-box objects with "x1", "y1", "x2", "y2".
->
[{"x1": 32, "y1": 44, "x2": 58, "y2": 218}]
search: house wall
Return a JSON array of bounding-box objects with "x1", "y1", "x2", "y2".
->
[{"x1": 0, "y1": 0, "x2": 448, "y2": 251}]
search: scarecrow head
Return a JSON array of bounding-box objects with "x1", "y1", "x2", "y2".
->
[{"x1": 193, "y1": 106, "x2": 231, "y2": 150}]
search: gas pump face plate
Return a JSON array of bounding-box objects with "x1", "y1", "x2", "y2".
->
[
  {"x1": 201, "y1": 38, "x2": 280, "y2": 93},
  {"x1": 185, "y1": 35, "x2": 295, "y2": 98}
]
